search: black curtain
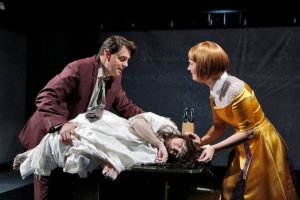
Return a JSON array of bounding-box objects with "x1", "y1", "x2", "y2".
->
[
  {"x1": 98, "y1": 27, "x2": 300, "y2": 167},
  {"x1": 24, "y1": 27, "x2": 300, "y2": 168},
  {"x1": 0, "y1": 29, "x2": 26, "y2": 163}
]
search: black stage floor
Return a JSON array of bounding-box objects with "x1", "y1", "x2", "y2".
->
[{"x1": 1, "y1": 163, "x2": 299, "y2": 200}]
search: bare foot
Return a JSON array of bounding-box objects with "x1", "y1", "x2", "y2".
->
[
  {"x1": 102, "y1": 163, "x2": 119, "y2": 181},
  {"x1": 12, "y1": 149, "x2": 33, "y2": 170}
]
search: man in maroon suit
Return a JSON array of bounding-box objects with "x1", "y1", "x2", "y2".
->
[{"x1": 18, "y1": 35, "x2": 143, "y2": 200}]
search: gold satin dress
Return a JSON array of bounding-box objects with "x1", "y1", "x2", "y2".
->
[{"x1": 210, "y1": 83, "x2": 299, "y2": 200}]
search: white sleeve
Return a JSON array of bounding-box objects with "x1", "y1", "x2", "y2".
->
[{"x1": 128, "y1": 112, "x2": 180, "y2": 135}]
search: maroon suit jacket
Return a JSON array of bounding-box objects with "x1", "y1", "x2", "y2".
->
[{"x1": 19, "y1": 56, "x2": 143, "y2": 150}]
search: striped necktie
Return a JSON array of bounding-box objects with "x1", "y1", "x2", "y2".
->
[{"x1": 85, "y1": 76, "x2": 106, "y2": 121}]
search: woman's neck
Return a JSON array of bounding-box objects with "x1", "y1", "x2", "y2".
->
[
  {"x1": 206, "y1": 78, "x2": 217, "y2": 90},
  {"x1": 206, "y1": 72, "x2": 228, "y2": 90}
]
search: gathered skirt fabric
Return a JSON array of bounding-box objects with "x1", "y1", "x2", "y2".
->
[{"x1": 222, "y1": 119, "x2": 299, "y2": 200}]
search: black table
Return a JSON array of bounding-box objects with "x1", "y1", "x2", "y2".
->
[{"x1": 97, "y1": 163, "x2": 215, "y2": 200}]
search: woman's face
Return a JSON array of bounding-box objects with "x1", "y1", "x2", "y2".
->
[
  {"x1": 188, "y1": 59, "x2": 208, "y2": 84},
  {"x1": 166, "y1": 137, "x2": 187, "y2": 159},
  {"x1": 187, "y1": 60, "x2": 198, "y2": 82}
]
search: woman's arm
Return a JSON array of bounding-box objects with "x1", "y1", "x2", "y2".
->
[
  {"x1": 130, "y1": 117, "x2": 168, "y2": 164},
  {"x1": 198, "y1": 128, "x2": 254, "y2": 162},
  {"x1": 184, "y1": 122, "x2": 227, "y2": 149},
  {"x1": 201, "y1": 122, "x2": 228, "y2": 145},
  {"x1": 213, "y1": 128, "x2": 254, "y2": 151}
]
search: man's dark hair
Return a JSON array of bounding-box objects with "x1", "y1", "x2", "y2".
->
[
  {"x1": 169, "y1": 138, "x2": 204, "y2": 169},
  {"x1": 158, "y1": 131, "x2": 200, "y2": 163},
  {"x1": 99, "y1": 35, "x2": 136, "y2": 56}
]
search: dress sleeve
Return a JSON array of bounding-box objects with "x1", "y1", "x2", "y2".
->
[
  {"x1": 231, "y1": 87, "x2": 263, "y2": 131},
  {"x1": 210, "y1": 96, "x2": 224, "y2": 125},
  {"x1": 128, "y1": 112, "x2": 181, "y2": 135}
]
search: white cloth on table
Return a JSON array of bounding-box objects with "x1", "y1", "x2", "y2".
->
[{"x1": 19, "y1": 111, "x2": 179, "y2": 179}]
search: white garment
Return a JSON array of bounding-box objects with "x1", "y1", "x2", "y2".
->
[
  {"x1": 210, "y1": 71, "x2": 228, "y2": 99},
  {"x1": 19, "y1": 111, "x2": 179, "y2": 179},
  {"x1": 210, "y1": 71, "x2": 244, "y2": 108}
]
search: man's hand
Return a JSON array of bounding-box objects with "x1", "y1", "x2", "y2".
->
[
  {"x1": 155, "y1": 142, "x2": 168, "y2": 165},
  {"x1": 59, "y1": 122, "x2": 80, "y2": 146}
]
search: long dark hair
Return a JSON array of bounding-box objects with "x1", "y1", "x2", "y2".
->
[{"x1": 158, "y1": 131, "x2": 202, "y2": 168}]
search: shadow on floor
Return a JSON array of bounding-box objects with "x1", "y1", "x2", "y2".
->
[{"x1": 0, "y1": 184, "x2": 33, "y2": 200}]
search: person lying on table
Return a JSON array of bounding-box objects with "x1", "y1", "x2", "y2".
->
[{"x1": 13, "y1": 111, "x2": 198, "y2": 180}]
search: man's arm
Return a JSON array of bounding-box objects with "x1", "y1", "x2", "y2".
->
[
  {"x1": 36, "y1": 65, "x2": 79, "y2": 132},
  {"x1": 130, "y1": 117, "x2": 168, "y2": 164},
  {"x1": 110, "y1": 75, "x2": 143, "y2": 118}
]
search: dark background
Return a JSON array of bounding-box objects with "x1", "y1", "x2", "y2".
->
[{"x1": 0, "y1": 0, "x2": 300, "y2": 169}]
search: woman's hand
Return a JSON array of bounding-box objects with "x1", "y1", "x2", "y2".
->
[
  {"x1": 59, "y1": 122, "x2": 80, "y2": 146},
  {"x1": 197, "y1": 145, "x2": 215, "y2": 163},
  {"x1": 183, "y1": 132, "x2": 202, "y2": 147},
  {"x1": 155, "y1": 142, "x2": 168, "y2": 165}
]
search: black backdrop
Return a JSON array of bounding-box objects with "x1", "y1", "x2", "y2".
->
[
  {"x1": 0, "y1": 29, "x2": 26, "y2": 163},
  {"x1": 97, "y1": 28, "x2": 300, "y2": 167},
  {"x1": 21, "y1": 27, "x2": 300, "y2": 168}
]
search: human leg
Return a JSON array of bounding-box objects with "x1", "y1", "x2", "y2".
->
[
  {"x1": 102, "y1": 163, "x2": 119, "y2": 180},
  {"x1": 34, "y1": 175, "x2": 50, "y2": 200},
  {"x1": 12, "y1": 149, "x2": 34, "y2": 170}
]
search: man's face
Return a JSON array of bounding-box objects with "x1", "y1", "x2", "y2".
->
[
  {"x1": 166, "y1": 137, "x2": 187, "y2": 159},
  {"x1": 104, "y1": 46, "x2": 131, "y2": 76}
]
